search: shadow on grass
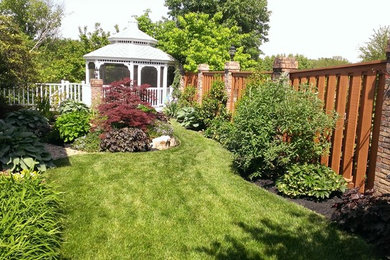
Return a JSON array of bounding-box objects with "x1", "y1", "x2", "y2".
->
[
  {"x1": 196, "y1": 216, "x2": 377, "y2": 260},
  {"x1": 53, "y1": 157, "x2": 71, "y2": 168}
]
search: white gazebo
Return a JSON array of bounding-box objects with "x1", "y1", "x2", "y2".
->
[{"x1": 83, "y1": 19, "x2": 176, "y2": 108}]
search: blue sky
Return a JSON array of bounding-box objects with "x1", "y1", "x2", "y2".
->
[{"x1": 59, "y1": 0, "x2": 390, "y2": 62}]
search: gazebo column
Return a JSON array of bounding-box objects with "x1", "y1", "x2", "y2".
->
[
  {"x1": 138, "y1": 65, "x2": 143, "y2": 86},
  {"x1": 124, "y1": 62, "x2": 133, "y2": 84},
  {"x1": 163, "y1": 65, "x2": 168, "y2": 103},
  {"x1": 85, "y1": 62, "x2": 89, "y2": 83},
  {"x1": 94, "y1": 61, "x2": 103, "y2": 80},
  {"x1": 157, "y1": 66, "x2": 161, "y2": 106}
]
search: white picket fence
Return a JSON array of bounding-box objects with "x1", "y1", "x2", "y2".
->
[
  {"x1": 2, "y1": 81, "x2": 172, "y2": 109},
  {"x1": 1, "y1": 81, "x2": 91, "y2": 108}
]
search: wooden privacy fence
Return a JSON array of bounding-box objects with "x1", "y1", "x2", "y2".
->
[
  {"x1": 183, "y1": 73, "x2": 198, "y2": 88},
  {"x1": 289, "y1": 61, "x2": 387, "y2": 191},
  {"x1": 202, "y1": 72, "x2": 224, "y2": 96},
  {"x1": 182, "y1": 59, "x2": 389, "y2": 192}
]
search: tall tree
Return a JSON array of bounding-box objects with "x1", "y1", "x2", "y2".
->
[
  {"x1": 0, "y1": 0, "x2": 64, "y2": 50},
  {"x1": 36, "y1": 23, "x2": 113, "y2": 82},
  {"x1": 359, "y1": 26, "x2": 390, "y2": 61},
  {"x1": 164, "y1": 0, "x2": 270, "y2": 59},
  {"x1": 138, "y1": 11, "x2": 255, "y2": 72},
  {"x1": 0, "y1": 15, "x2": 37, "y2": 88}
]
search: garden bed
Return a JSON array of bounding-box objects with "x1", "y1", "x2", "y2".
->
[{"x1": 255, "y1": 179, "x2": 343, "y2": 219}]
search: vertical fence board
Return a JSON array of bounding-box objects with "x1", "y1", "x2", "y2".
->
[
  {"x1": 292, "y1": 78, "x2": 299, "y2": 90},
  {"x1": 321, "y1": 75, "x2": 337, "y2": 166},
  {"x1": 354, "y1": 73, "x2": 376, "y2": 191},
  {"x1": 317, "y1": 76, "x2": 326, "y2": 102},
  {"x1": 331, "y1": 75, "x2": 349, "y2": 173},
  {"x1": 342, "y1": 74, "x2": 362, "y2": 185},
  {"x1": 309, "y1": 76, "x2": 317, "y2": 92},
  {"x1": 367, "y1": 73, "x2": 386, "y2": 189}
]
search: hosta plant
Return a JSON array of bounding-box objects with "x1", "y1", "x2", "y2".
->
[
  {"x1": 55, "y1": 112, "x2": 90, "y2": 143},
  {"x1": 5, "y1": 109, "x2": 50, "y2": 137},
  {"x1": 176, "y1": 106, "x2": 203, "y2": 130},
  {"x1": 59, "y1": 99, "x2": 90, "y2": 114},
  {"x1": 0, "y1": 120, "x2": 53, "y2": 172},
  {"x1": 100, "y1": 127, "x2": 150, "y2": 152},
  {"x1": 276, "y1": 163, "x2": 347, "y2": 199}
]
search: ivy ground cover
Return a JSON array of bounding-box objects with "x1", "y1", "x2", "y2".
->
[{"x1": 47, "y1": 122, "x2": 378, "y2": 259}]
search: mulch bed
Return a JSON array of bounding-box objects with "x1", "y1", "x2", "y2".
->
[{"x1": 254, "y1": 179, "x2": 343, "y2": 219}]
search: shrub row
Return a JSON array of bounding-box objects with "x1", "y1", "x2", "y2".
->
[{"x1": 173, "y1": 75, "x2": 345, "y2": 199}]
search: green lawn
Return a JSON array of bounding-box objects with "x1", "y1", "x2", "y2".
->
[{"x1": 47, "y1": 122, "x2": 377, "y2": 259}]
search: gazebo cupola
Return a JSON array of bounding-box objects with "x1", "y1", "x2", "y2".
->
[{"x1": 83, "y1": 18, "x2": 176, "y2": 107}]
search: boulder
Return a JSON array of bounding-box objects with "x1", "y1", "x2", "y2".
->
[{"x1": 151, "y1": 135, "x2": 176, "y2": 150}]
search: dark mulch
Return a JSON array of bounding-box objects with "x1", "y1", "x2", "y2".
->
[{"x1": 254, "y1": 179, "x2": 343, "y2": 219}]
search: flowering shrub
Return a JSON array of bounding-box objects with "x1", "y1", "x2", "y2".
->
[{"x1": 98, "y1": 78, "x2": 156, "y2": 132}]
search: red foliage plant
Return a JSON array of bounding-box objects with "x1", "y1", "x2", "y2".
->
[{"x1": 98, "y1": 78, "x2": 156, "y2": 132}]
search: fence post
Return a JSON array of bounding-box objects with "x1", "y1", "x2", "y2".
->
[
  {"x1": 90, "y1": 79, "x2": 103, "y2": 110},
  {"x1": 225, "y1": 61, "x2": 240, "y2": 111},
  {"x1": 374, "y1": 39, "x2": 390, "y2": 195},
  {"x1": 81, "y1": 81, "x2": 92, "y2": 107},
  {"x1": 197, "y1": 64, "x2": 209, "y2": 104},
  {"x1": 272, "y1": 57, "x2": 298, "y2": 80}
]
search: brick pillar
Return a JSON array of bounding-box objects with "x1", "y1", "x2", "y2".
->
[
  {"x1": 225, "y1": 61, "x2": 240, "y2": 111},
  {"x1": 374, "y1": 39, "x2": 390, "y2": 195},
  {"x1": 90, "y1": 79, "x2": 103, "y2": 109},
  {"x1": 197, "y1": 64, "x2": 209, "y2": 104},
  {"x1": 272, "y1": 57, "x2": 298, "y2": 80}
]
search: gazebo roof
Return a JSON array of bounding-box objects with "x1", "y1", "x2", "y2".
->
[
  {"x1": 84, "y1": 43, "x2": 175, "y2": 62},
  {"x1": 108, "y1": 20, "x2": 158, "y2": 45},
  {"x1": 83, "y1": 19, "x2": 175, "y2": 63}
]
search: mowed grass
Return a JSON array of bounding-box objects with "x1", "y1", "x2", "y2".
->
[{"x1": 46, "y1": 122, "x2": 377, "y2": 259}]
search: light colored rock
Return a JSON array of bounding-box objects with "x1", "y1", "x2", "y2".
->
[{"x1": 151, "y1": 135, "x2": 176, "y2": 150}]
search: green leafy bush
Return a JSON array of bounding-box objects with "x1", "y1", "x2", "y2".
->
[
  {"x1": 0, "y1": 173, "x2": 62, "y2": 259},
  {"x1": 59, "y1": 99, "x2": 89, "y2": 114},
  {"x1": 204, "y1": 116, "x2": 233, "y2": 146},
  {"x1": 0, "y1": 120, "x2": 53, "y2": 172},
  {"x1": 72, "y1": 131, "x2": 102, "y2": 152},
  {"x1": 176, "y1": 106, "x2": 203, "y2": 130},
  {"x1": 199, "y1": 79, "x2": 230, "y2": 127},
  {"x1": 5, "y1": 109, "x2": 50, "y2": 137},
  {"x1": 178, "y1": 85, "x2": 197, "y2": 108},
  {"x1": 276, "y1": 163, "x2": 347, "y2": 199},
  {"x1": 227, "y1": 78, "x2": 336, "y2": 179},
  {"x1": 55, "y1": 112, "x2": 90, "y2": 143},
  {"x1": 100, "y1": 127, "x2": 150, "y2": 152}
]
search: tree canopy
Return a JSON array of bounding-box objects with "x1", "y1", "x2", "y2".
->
[
  {"x1": 138, "y1": 11, "x2": 255, "y2": 72},
  {"x1": 164, "y1": 0, "x2": 270, "y2": 59},
  {"x1": 359, "y1": 26, "x2": 390, "y2": 61},
  {"x1": 258, "y1": 54, "x2": 349, "y2": 71},
  {"x1": 36, "y1": 23, "x2": 112, "y2": 82},
  {"x1": 0, "y1": 15, "x2": 37, "y2": 88},
  {"x1": 0, "y1": 0, "x2": 64, "y2": 51}
]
